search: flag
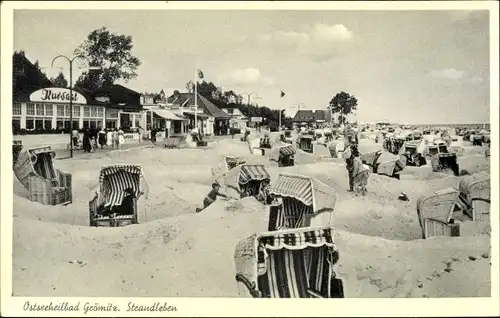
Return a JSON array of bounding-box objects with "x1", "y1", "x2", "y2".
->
[
  {"x1": 198, "y1": 69, "x2": 204, "y2": 79},
  {"x1": 280, "y1": 91, "x2": 285, "y2": 98}
]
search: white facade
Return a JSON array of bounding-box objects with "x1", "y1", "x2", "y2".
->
[{"x1": 221, "y1": 107, "x2": 248, "y2": 130}]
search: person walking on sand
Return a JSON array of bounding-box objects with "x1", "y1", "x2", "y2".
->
[
  {"x1": 196, "y1": 182, "x2": 228, "y2": 213},
  {"x1": 343, "y1": 144, "x2": 355, "y2": 192},
  {"x1": 137, "y1": 126, "x2": 143, "y2": 144},
  {"x1": 106, "y1": 128, "x2": 113, "y2": 148},
  {"x1": 351, "y1": 145, "x2": 370, "y2": 196},
  {"x1": 111, "y1": 128, "x2": 118, "y2": 150},
  {"x1": 118, "y1": 127, "x2": 125, "y2": 150},
  {"x1": 71, "y1": 128, "x2": 80, "y2": 150},
  {"x1": 98, "y1": 127, "x2": 106, "y2": 149}
]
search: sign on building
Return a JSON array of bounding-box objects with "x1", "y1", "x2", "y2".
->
[
  {"x1": 29, "y1": 88, "x2": 87, "y2": 104},
  {"x1": 250, "y1": 117, "x2": 263, "y2": 123}
]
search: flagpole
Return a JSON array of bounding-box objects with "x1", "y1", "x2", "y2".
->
[{"x1": 194, "y1": 68, "x2": 198, "y2": 130}]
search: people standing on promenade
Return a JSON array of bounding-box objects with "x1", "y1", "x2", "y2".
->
[
  {"x1": 71, "y1": 128, "x2": 79, "y2": 150},
  {"x1": 98, "y1": 127, "x2": 106, "y2": 149},
  {"x1": 118, "y1": 127, "x2": 125, "y2": 150}
]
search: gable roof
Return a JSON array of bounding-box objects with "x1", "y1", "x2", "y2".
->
[
  {"x1": 293, "y1": 109, "x2": 327, "y2": 122},
  {"x1": 13, "y1": 52, "x2": 53, "y2": 102},
  {"x1": 167, "y1": 92, "x2": 230, "y2": 119}
]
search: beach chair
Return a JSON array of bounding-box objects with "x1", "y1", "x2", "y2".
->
[
  {"x1": 234, "y1": 226, "x2": 344, "y2": 298},
  {"x1": 297, "y1": 135, "x2": 314, "y2": 153},
  {"x1": 12, "y1": 140, "x2": 23, "y2": 168},
  {"x1": 458, "y1": 172, "x2": 490, "y2": 221},
  {"x1": 13, "y1": 146, "x2": 72, "y2": 206},
  {"x1": 216, "y1": 164, "x2": 271, "y2": 204},
  {"x1": 267, "y1": 173, "x2": 336, "y2": 231},
  {"x1": 267, "y1": 144, "x2": 296, "y2": 167},
  {"x1": 398, "y1": 140, "x2": 427, "y2": 167},
  {"x1": 164, "y1": 136, "x2": 181, "y2": 149},
  {"x1": 89, "y1": 164, "x2": 149, "y2": 227},
  {"x1": 416, "y1": 188, "x2": 470, "y2": 239},
  {"x1": 427, "y1": 144, "x2": 459, "y2": 176},
  {"x1": 211, "y1": 155, "x2": 270, "y2": 177}
]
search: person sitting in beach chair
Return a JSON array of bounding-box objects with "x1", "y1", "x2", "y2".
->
[
  {"x1": 196, "y1": 182, "x2": 228, "y2": 213},
  {"x1": 190, "y1": 127, "x2": 202, "y2": 143},
  {"x1": 97, "y1": 187, "x2": 137, "y2": 217}
]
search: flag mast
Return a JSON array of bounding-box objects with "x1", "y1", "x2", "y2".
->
[{"x1": 194, "y1": 68, "x2": 198, "y2": 130}]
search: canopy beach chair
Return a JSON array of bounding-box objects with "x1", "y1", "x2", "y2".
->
[
  {"x1": 14, "y1": 146, "x2": 72, "y2": 206},
  {"x1": 398, "y1": 140, "x2": 427, "y2": 167},
  {"x1": 416, "y1": 188, "x2": 470, "y2": 239},
  {"x1": 383, "y1": 136, "x2": 405, "y2": 155},
  {"x1": 89, "y1": 164, "x2": 149, "y2": 227},
  {"x1": 360, "y1": 150, "x2": 405, "y2": 179},
  {"x1": 267, "y1": 173, "x2": 336, "y2": 231},
  {"x1": 211, "y1": 155, "x2": 270, "y2": 177},
  {"x1": 267, "y1": 144, "x2": 296, "y2": 167},
  {"x1": 458, "y1": 172, "x2": 490, "y2": 221},
  {"x1": 216, "y1": 164, "x2": 271, "y2": 204},
  {"x1": 12, "y1": 140, "x2": 23, "y2": 168},
  {"x1": 297, "y1": 135, "x2": 314, "y2": 153},
  {"x1": 234, "y1": 226, "x2": 344, "y2": 298},
  {"x1": 424, "y1": 143, "x2": 459, "y2": 176}
]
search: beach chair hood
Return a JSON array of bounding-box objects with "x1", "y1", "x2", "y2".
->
[
  {"x1": 458, "y1": 172, "x2": 490, "y2": 201},
  {"x1": 216, "y1": 164, "x2": 271, "y2": 192},
  {"x1": 98, "y1": 164, "x2": 149, "y2": 207},
  {"x1": 269, "y1": 173, "x2": 336, "y2": 214},
  {"x1": 267, "y1": 144, "x2": 296, "y2": 162}
]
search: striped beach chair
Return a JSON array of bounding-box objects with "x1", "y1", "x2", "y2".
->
[
  {"x1": 14, "y1": 145, "x2": 72, "y2": 206},
  {"x1": 89, "y1": 164, "x2": 149, "y2": 227},
  {"x1": 234, "y1": 226, "x2": 344, "y2": 298},
  {"x1": 267, "y1": 144, "x2": 296, "y2": 167},
  {"x1": 297, "y1": 135, "x2": 314, "y2": 153},
  {"x1": 216, "y1": 164, "x2": 271, "y2": 204},
  {"x1": 267, "y1": 173, "x2": 336, "y2": 231}
]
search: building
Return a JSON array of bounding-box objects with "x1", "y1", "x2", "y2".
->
[
  {"x1": 165, "y1": 91, "x2": 231, "y2": 136},
  {"x1": 292, "y1": 109, "x2": 331, "y2": 125},
  {"x1": 12, "y1": 51, "x2": 143, "y2": 134},
  {"x1": 219, "y1": 104, "x2": 248, "y2": 130}
]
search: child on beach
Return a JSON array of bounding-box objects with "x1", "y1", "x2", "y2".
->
[{"x1": 196, "y1": 182, "x2": 228, "y2": 213}]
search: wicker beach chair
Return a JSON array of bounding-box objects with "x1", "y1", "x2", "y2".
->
[
  {"x1": 14, "y1": 146, "x2": 72, "y2": 206},
  {"x1": 267, "y1": 173, "x2": 336, "y2": 231},
  {"x1": 327, "y1": 139, "x2": 346, "y2": 158},
  {"x1": 89, "y1": 164, "x2": 149, "y2": 227},
  {"x1": 267, "y1": 144, "x2": 296, "y2": 167},
  {"x1": 416, "y1": 188, "x2": 470, "y2": 239},
  {"x1": 211, "y1": 155, "x2": 270, "y2": 177},
  {"x1": 458, "y1": 172, "x2": 490, "y2": 221},
  {"x1": 234, "y1": 226, "x2": 344, "y2": 298},
  {"x1": 216, "y1": 164, "x2": 271, "y2": 204},
  {"x1": 297, "y1": 135, "x2": 314, "y2": 153}
]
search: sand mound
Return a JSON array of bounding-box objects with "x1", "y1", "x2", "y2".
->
[{"x1": 12, "y1": 136, "x2": 491, "y2": 298}]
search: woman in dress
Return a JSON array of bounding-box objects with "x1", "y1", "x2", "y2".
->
[
  {"x1": 98, "y1": 127, "x2": 107, "y2": 149},
  {"x1": 117, "y1": 127, "x2": 125, "y2": 150},
  {"x1": 106, "y1": 128, "x2": 113, "y2": 148}
]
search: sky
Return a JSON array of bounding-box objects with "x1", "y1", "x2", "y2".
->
[{"x1": 13, "y1": 9, "x2": 491, "y2": 124}]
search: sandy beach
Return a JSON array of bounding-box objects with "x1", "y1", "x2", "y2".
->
[{"x1": 12, "y1": 133, "x2": 491, "y2": 298}]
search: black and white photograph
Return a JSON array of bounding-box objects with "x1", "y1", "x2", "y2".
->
[{"x1": 1, "y1": 1, "x2": 499, "y2": 317}]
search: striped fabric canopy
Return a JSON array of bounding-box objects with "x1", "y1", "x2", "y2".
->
[
  {"x1": 259, "y1": 227, "x2": 337, "y2": 251},
  {"x1": 279, "y1": 145, "x2": 296, "y2": 156},
  {"x1": 269, "y1": 173, "x2": 336, "y2": 213},
  {"x1": 239, "y1": 165, "x2": 271, "y2": 185},
  {"x1": 99, "y1": 164, "x2": 144, "y2": 207}
]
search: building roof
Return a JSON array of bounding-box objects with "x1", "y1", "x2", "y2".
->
[
  {"x1": 167, "y1": 92, "x2": 230, "y2": 119},
  {"x1": 12, "y1": 51, "x2": 53, "y2": 102},
  {"x1": 293, "y1": 109, "x2": 328, "y2": 122}
]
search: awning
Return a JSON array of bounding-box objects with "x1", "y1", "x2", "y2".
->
[
  {"x1": 279, "y1": 145, "x2": 296, "y2": 156},
  {"x1": 270, "y1": 173, "x2": 336, "y2": 213},
  {"x1": 183, "y1": 111, "x2": 210, "y2": 119},
  {"x1": 239, "y1": 165, "x2": 271, "y2": 184},
  {"x1": 153, "y1": 109, "x2": 187, "y2": 121}
]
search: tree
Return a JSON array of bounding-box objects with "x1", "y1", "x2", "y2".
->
[
  {"x1": 50, "y1": 71, "x2": 68, "y2": 88},
  {"x1": 74, "y1": 27, "x2": 141, "y2": 90},
  {"x1": 329, "y1": 91, "x2": 358, "y2": 125}
]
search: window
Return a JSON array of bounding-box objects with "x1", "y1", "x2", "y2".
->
[
  {"x1": 57, "y1": 105, "x2": 65, "y2": 117},
  {"x1": 73, "y1": 106, "x2": 80, "y2": 117},
  {"x1": 64, "y1": 105, "x2": 70, "y2": 117},
  {"x1": 106, "y1": 120, "x2": 117, "y2": 129},
  {"x1": 97, "y1": 107, "x2": 104, "y2": 118},
  {"x1": 46, "y1": 105, "x2": 53, "y2": 116},
  {"x1": 90, "y1": 107, "x2": 97, "y2": 117},
  {"x1": 12, "y1": 103, "x2": 22, "y2": 116},
  {"x1": 135, "y1": 114, "x2": 142, "y2": 128},
  {"x1": 84, "y1": 106, "x2": 90, "y2": 117},
  {"x1": 83, "y1": 120, "x2": 89, "y2": 129},
  {"x1": 44, "y1": 119, "x2": 52, "y2": 130},
  {"x1": 35, "y1": 103, "x2": 45, "y2": 116},
  {"x1": 107, "y1": 109, "x2": 119, "y2": 118},
  {"x1": 26, "y1": 117, "x2": 35, "y2": 129},
  {"x1": 26, "y1": 103, "x2": 35, "y2": 116},
  {"x1": 35, "y1": 119, "x2": 44, "y2": 130}
]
